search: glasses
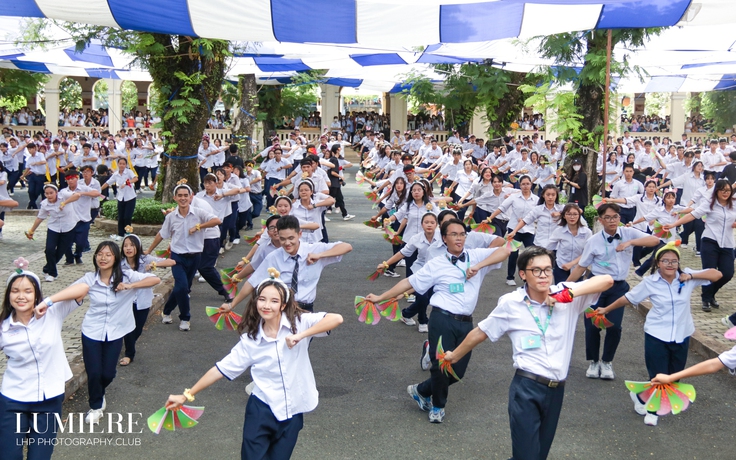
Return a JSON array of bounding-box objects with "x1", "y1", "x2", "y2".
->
[
  {"x1": 524, "y1": 267, "x2": 553, "y2": 277},
  {"x1": 601, "y1": 215, "x2": 620, "y2": 221},
  {"x1": 659, "y1": 259, "x2": 679, "y2": 267},
  {"x1": 447, "y1": 232, "x2": 467, "y2": 239},
  {"x1": 565, "y1": 213, "x2": 580, "y2": 217},
  {"x1": 267, "y1": 226, "x2": 278, "y2": 231}
]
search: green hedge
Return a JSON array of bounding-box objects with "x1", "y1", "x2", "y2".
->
[
  {"x1": 101, "y1": 198, "x2": 176, "y2": 225},
  {"x1": 584, "y1": 205, "x2": 598, "y2": 229}
]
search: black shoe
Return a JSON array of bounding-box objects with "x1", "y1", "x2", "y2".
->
[
  {"x1": 76, "y1": 259, "x2": 83, "y2": 265},
  {"x1": 245, "y1": 225, "x2": 253, "y2": 231},
  {"x1": 702, "y1": 301, "x2": 712, "y2": 312},
  {"x1": 63, "y1": 261, "x2": 75, "y2": 266},
  {"x1": 711, "y1": 299, "x2": 720, "y2": 309}
]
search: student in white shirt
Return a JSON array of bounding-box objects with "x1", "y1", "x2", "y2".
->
[
  {"x1": 442, "y1": 246, "x2": 613, "y2": 459},
  {"x1": 665, "y1": 180, "x2": 736, "y2": 312},
  {"x1": 61, "y1": 170, "x2": 102, "y2": 265},
  {"x1": 26, "y1": 184, "x2": 82, "y2": 282},
  {"x1": 366, "y1": 218, "x2": 510, "y2": 423},
  {"x1": 164, "y1": 273, "x2": 343, "y2": 459},
  {"x1": 290, "y1": 181, "x2": 334, "y2": 245},
  {"x1": 508, "y1": 184, "x2": 564, "y2": 249},
  {"x1": 609, "y1": 163, "x2": 644, "y2": 224},
  {"x1": 120, "y1": 235, "x2": 175, "y2": 367},
  {"x1": 597, "y1": 241, "x2": 721, "y2": 426},
  {"x1": 74, "y1": 241, "x2": 160, "y2": 423},
  {"x1": 100, "y1": 158, "x2": 138, "y2": 240},
  {"x1": 0, "y1": 161, "x2": 19, "y2": 237},
  {"x1": 0, "y1": 265, "x2": 89, "y2": 459},
  {"x1": 547, "y1": 203, "x2": 592, "y2": 282}
]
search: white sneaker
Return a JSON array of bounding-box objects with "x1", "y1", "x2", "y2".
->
[
  {"x1": 406, "y1": 295, "x2": 416, "y2": 303},
  {"x1": 420, "y1": 340, "x2": 431, "y2": 370},
  {"x1": 101, "y1": 396, "x2": 106, "y2": 411},
  {"x1": 586, "y1": 361, "x2": 600, "y2": 379},
  {"x1": 418, "y1": 324, "x2": 428, "y2": 333},
  {"x1": 219, "y1": 247, "x2": 225, "y2": 254},
  {"x1": 600, "y1": 361, "x2": 615, "y2": 380},
  {"x1": 505, "y1": 279, "x2": 517, "y2": 286},
  {"x1": 85, "y1": 408, "x2": 104, "y2": 424},
  {"x1": 198, "y1": 276, "x2": 206, "y2": 283},
  {"x1": 324, "y1": 217, "x2": 331, "y2": 222},
  {"x1": 397, "y1": 260, "x2": 406, "y2": 267},
  {"x1": 245, "y1": 381, "x2": 255, "y2": 395},
  {"x1": 44, "y1": 275, "x2": 55, "y2": 282},
  {"x1": 225, "y1": 241, "x2": 234, "y2": 250},
  {"x1": 401, "y1": 316, "x2": 416, "y2": 326},
  {"x1": 326, "y1": 209, "x2": 332, "y2": 214},
  {"x1": 644, "y1": 413, "x2": 658, "y2": 426},
  {"x1": 179, "y1": 320, "x2": 190, "y2": 331},
  {"x1": 343, "y1": 214, "x2": 355, "y2": 221},
  {"x1": 630, "y1": 392, "x2": 647, "y2": 416},
  {"x1": 680, "y1": 244, "x2": 688, "y2": 249},
  {"x1": 162, "y1": 314, "x2": 173, "y2": 324},
  {"x1": 722, "y1": 317, "x2": 735, "y2": 328},
  {"x1": 233, "y1": 238, "x2": 240, "y2": 245}
]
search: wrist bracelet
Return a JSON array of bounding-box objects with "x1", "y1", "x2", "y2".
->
[
  {"x1": 195, "y1": 223, "x2": 201, "y2": 231},
  {"x1": 150, "y1": 261, "x2": 157, "y2": 271},
  {"x1": 183, "y1": 389, "x2": 195, "y2": 402},
  {"x1": 242, "y1": 257, "x2": 250, "y2": 264}
]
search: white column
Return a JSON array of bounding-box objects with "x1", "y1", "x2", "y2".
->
[
  {"x1": 670, "y1": 92, "x2": 686, "y2": 138},
  {"x1": 471, "y1": 108, "x2": 489, "y2": 138},
  {"x1": 319, "y1": 84, "x2": 340, "y2": 133},
  {"x1": 389, "y1": 94, "x2": 407, "y2": 134},
  {"x1": 107, "y1": 79, "x2": 123, "y2": 134},
  {"x1": 44, "y1": 75, "x2": 65, "y2": 133}
]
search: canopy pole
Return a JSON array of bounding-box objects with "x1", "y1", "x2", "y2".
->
[{"x1": 600, "y1": 29, "x2": 612, "y2": 195}]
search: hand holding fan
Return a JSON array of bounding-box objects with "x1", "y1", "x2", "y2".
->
[
  {"x1": 436, "y1": 336, "x2": 461, "y2": 380},
  {"x1": 205, "y1": 306, "x2": 242, "y2": 330},
  {"x1": 624, "y1": 381, "x2": 696, "y2": 416},
  {"x1": 354, "y1": 296, "x2": 381, "y2": 325},
  {"x1": 148, "y1": 405, "x2": 204, "y2": 434},
  {"x1": 471, "y1": 218, "x2": 496, "y2": 234},
  {"x1": 592, "y1": 195, "x2": 604, "y2": 209},
  {"x1": 584, "y1": 307, "x2": 614, "y2": 329}
]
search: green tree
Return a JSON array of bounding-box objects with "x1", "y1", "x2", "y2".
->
[
  {"x1": 0, "y1": 69, "x2": 47, "y2": 101},
  {"x1": 121, "y1": 80, "x2": 139, "y2": 113},
  {"x1": 700, "y1": 91, "x2": 736, "y2": 133},
  {"x1": 59, "y1": 78, "x2": 82, "y2": 110},
  {"x1": 256, "y1": 72, "x2": 319, "y2": 145}
]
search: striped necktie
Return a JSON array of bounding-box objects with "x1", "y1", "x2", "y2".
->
[{"x1": 290, "y1": 255, "x2": 299, "y2": 294}]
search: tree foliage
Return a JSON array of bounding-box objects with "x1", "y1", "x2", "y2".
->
[
  {"x1": 256, "y1": 72, "x2": 319, "y2": 144},
  {"x1": 0, "y1": 68, "x2": 47, "y2": 101},
  {"x1": 93, "y1": 79, "x2": 139, "y2": 112},
  {"x1": 700, "y1": 90, "x2": 736, "y2": 133},
  {"x1": 59, "y1": 78, "x2": 82, "y2": 110}
]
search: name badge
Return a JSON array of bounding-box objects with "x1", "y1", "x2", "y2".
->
[
  {"x1": 449, "y1": 283, "x2": 465, "y2": 294},
  {"x1": 522, "y1": 335, "x2": 542, "y2": 350}
]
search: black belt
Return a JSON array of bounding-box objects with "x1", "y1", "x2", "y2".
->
[
  {"x1": 515, "y1": 369, "x2": 565, "y2": 388},
  {"x1": 431, "y1": 307, "x2": 472, "y2": 323},
  {"x1": 298, "y1": 302, "x2": 314, "y2": 311},
  {"x1": 176, "y1": 252, "x2": 199, "y2": 258}
]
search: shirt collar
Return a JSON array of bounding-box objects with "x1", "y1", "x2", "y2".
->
[
  {"x1": 256, "y1": 313, "x2": 292, "y2": 343},
  {"x1": 280, "y1": 243, "x2": 307, "y2": 263}
]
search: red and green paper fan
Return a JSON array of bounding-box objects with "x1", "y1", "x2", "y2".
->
[
  {"x1": 148, "y1": 405, "x2": 205, "y2": 434},
  {"x1": 509, "y1": 175, "x2": 518, "y2": 184},
  {"x1": 584, "y1": 307, "x2": 614, "y2": 329},
  {"x1": 269, "y1": 185, "x2": 278, "y2": 197},
  {"x1": 205, "y1": 306, "x2": 242, "y2": 330},
  {"x1": 364, "y1": 170, "x2": 375, "y2": 179},
  {"x1": 383, "y1": 227, "x2": 403, "y2": 245},
  {"x1": 219, "y1": 268, "x2": 240, "y2": 296},
  {"x1": 364, "y1": 219, "x2": 381, "y2": 229},
  {"x1": 624, "y1": 381, "x2": 696, "y2": 416},
  {"x1": 364, "y1": 190, "x2": 379, "y2": 202},
  {"x1": 154, "y1": 247, "x2": 171, "y2": 259},
  {"x1": 354, "y1": 296, "x2": 381, "y2": 325},
  {"x1": 652, "y1": 221, "x2": 671, "y2": 239},
  {"x1": 471, "y1": 218, "x2": 496, "y2": 234},
  {"x1": 436, "y1": 336, "x2": 461, "y2": 381},
  {"x1": 592, "y1": 195, "x2": 604, "y2": 209},
  {"x1": 376, "y1": 297, "x2": 401, "y2": 321},
  {"x1": 463, "y1": 216, "x2": 476, "y2": 227},
  {"x1": 490, "y1": 165, "x2": 499, "y2": 174},
  {"x1": 367, "y1": 269, "x2": 382, "y2": 281},
  {"x1": 244, "y1": 233, "x2": 261, "y2": 246},
  {"x1": 505, "y1": 239, "x2": 523, "y2": 252},
  {"x1": 443, "y1": 187, "x2": 453, "y2": 197},
  {"x1": 355, "y1": 171, "x2": 366, "y2": 185},
  {"x1": 434, "y1": 173, "x2": 444, "y2": 185},
  {"x1": 447, "y1": 202, "x2": 460, "y2": 211}
]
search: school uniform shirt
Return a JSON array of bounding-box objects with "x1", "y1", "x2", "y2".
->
[
  {"x1": 623, "y1": 194, "x2": 661, "y2": 232},
  {"x1": 0, "y1": 171, "x2": 10, "y2": 209},
  {"x1": 237, "y1": 177, "x2": 252, "y2": 213},
  {"x1": 215, "y1": 311, "x2": 328, "y2": 421},
  {"x1": 625, "y1": 268, "x2": 710, "y2": 343},
  {"x1": 38, "y1": 195, "x2": 78, "y2": 233},
  {"x1": 400, "y1": 231, "x2": 441, "y2": 272},
  {"x1": 121, "y1": 255, "x2": 165, "y2": 310},
  {"x1": 192, "y1": 196, "x2": 220, "y2": 241},
  {"x1": 290, "y1": 200, "x2": 325, "y2": 244},
  {"x1": 689, "y1": 185, "x2": 714, "y2": 206},
  {"x1": 132, "y1": 147, "x2": 149, "y2": 168},
  {"x1": 498, "y1": 193, "x2": 538, "y2": 234},
  {"x1": 291, "y1": 173, "x2": 329, "y2": 199},
  {"x1": 454, "y1": 170, "x2": 478, "y2": 197},
  {"x1": 409, "y1": 247, "x2": 502, "y2": 316},
  {"x1": 75, "y1": 270, "x2": 156, "y2": 341},
  {"x1": 717, "y1": 345, "x2": 736, "y2": 373},
  {"x1": 535, "y1": 165, "x2": 557, "y2": 187},
  {"x1": 702, "y1": 151, "x2": 727, "y2": 172},
  {"x1": 248, "y1": 242, "x2": 345, "y2": 304},
  {"x1": 670, "y1": 172, "x2": 704, "y2": 206},
  {"x1": 691, "y1": 200, "x2": 736, "y2": 248},
  {"x1": 159, "y1": 205, "x2": 218, "y2": 254},
  {"x1": 198, "y1": 146, "x2": 219, "y2": 169},
  {"x1": 262, "y1": 159, "x2": 291, "y2": 180},
  {"x1": 196, "y1": 187, "x2": 234, "y2": 220},
  {"x1": 0, "y1": 299, "x2": 82, "y2": 402},
  {"x1": 610, "y1": 179, "x2": 644, "y2": 209},
  {"x1": 65, "y1": 184, "x2": 96, "y2": 223},
  {"x1": 82, "y1": 177, "x2": 102, "y2": 211},
  {"x1": 666, "y1": 160, "x2": 691, "y2": 180},
  {"x1": 578, "y1": 227, "x2": 649, "y2": 280},
  {"x1": 426, "y1": 232, "x2": 500, "y2": 261},
  {"x1": 547, "y1": 225, "x2": 592, "y2": 269},
  {"x1": 250, "y1": 239, "x2": 279, "y2": 271},
  {"x1": 474, "y1": 187, "x2": 508, "y2": 216},
  {"x1": 521, "y1": 204, "x2": 564, "y2": 248},
  {"x1": 28, "y1": 151, "x2": 47, "y2": 175},
  {"x1": 393, "y1": 201, "x2": 439, "y2": 241},
  {"x1": 382, "y1": 189, "x2": 406, "y2": 212},
  {"x1": 1, "y1": 145, "x2": 23, "y2": 171},
  {"x1": 246, "y1": 170, "x2": 263, "y2": 194},
  {"x1": 105, "y1": 169, "x2": 137, "y2": 201},
  {"x1": 478, "y1": 282, "x2": 601, "y2": 381},
  {"x1": 643, "y1": 205, "x2": 687, "y2": 242}
]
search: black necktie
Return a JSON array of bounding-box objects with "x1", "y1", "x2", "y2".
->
[
  {"x1": 451, "y1": 253, "x2": 466, "y2": 265},
  {"x1": 290, "y1": 255, "x2": 299, "y2": 293},
  {"x1": 607, "y1": 234, "x2": 621, "y2": 243}
]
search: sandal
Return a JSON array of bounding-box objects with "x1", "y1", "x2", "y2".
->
[{"x1": 119, "y1": 357, "x2": 132, "y2": 366}]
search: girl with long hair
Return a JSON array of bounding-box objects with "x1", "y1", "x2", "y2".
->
[{"x1": 548, "y1": 203, "x2": 592, "y2": 282}]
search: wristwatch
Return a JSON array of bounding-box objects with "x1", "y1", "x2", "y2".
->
[{"x1": 44, "y1": 298, "x2": 53, "y2": 308}]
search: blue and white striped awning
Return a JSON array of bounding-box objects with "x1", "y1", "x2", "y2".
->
[{"x1": 3, "y1": 0, "x2": 728, "y2": 47}]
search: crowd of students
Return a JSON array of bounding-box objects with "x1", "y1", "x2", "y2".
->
[{"x1": 3, "y1": 126, "x2": 736, "y2": 459}]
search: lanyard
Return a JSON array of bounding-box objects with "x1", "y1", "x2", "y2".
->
[
  {"x1": 446, "y1": 252, "x2": 470, "y2": 279},
  {"x1": 524, "y1": 295, "x2": 553, "y2": 336}
]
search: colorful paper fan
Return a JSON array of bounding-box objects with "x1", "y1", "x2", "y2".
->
[
  {"x1": 244, "y1": 233, "x2": 261, "y2": 246},
  {"x1": 443, "y1": 187, "x2": 453, "y2": 197},
  {"x1": 364, "y1": 190, "x2": 379, "y2": 202},
  {"x1": 624, "y1": 381, "x2": 696, "y2": 416},
  {"x1": 383, "y1": 227, "x2": 403, "y2": 245},
  {"x1": 584, "y1": 307, "x2": 614, "y2": 329},
  {"x1": 652, "y1": 221, "x2": 671, "y2": 239},
  {"x1": 490, "y1": 165, "x2": 499, "y2": 173},
  {"x1": 148, "y1": 405, "x2": 205, "y2": 434},
  {"x1": 463, "y1": 216, "x2": 476, "y2": 227},
  {"x1": 354, "y1": 296, "x2": 381, "y2": 325},
  {"x1": 154, "y1": 248, "x2": 171, "y2": 259},
  {"x1": 364, "y1": 171, "x2": 375, "y2": 179},
  {"x1": 205, "y1": 306, "x2": 242, "y2": 330},
  {"x1": 505, "y1": 239, "x2": 523, "y2": 252},
  {"x1": 260, "y1": 218, "x2": 268, "y2": 227},
  {"x1": 436, "y1": 336, "x2": 461, "y2": 381},
  {"x1": 367, "y1": 269, "x2": 381, "y2": 281},
  {"x1": 269, "y1": 185, "x2": 278, "y2": 197},
  {"x1": 219, "y1": 268, "x2": 240, "y2": 296},
  {"x1": 592, "y1": 195, "x2": 604, "y2": 209},
  {"x1": 376, "y1": 297, "x2": 401, "y2": 321},
  {"x1": 724, "y1": 326, "x2": 736, "y2": 340},
  {"x1": 364, "y1": 219, "x2": 381, "y2": 229},
  {"x1": 434, "y1": 173, "x2": 444, "y2": 185},
  {"x1": 471, "y1": 219, "x2": 496, "y2": 234},
  {"x1": 355, "y1": 171, "x2": 366, "y2": 185},
  {"x1": 447, "y1": 202, "x2": 460, "y2": 211}
]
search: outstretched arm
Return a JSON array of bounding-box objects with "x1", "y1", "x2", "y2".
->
[
  {"x1": 651, "y1": 358, "x2": 725, "y2": 385},
  {"x1": 443, "y1": 328, "x2": 489, "y2": 364}
]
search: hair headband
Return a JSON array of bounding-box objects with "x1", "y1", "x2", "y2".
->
[{"x1": 257, "y1": 268, "x2": 290, "y2": 302}]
